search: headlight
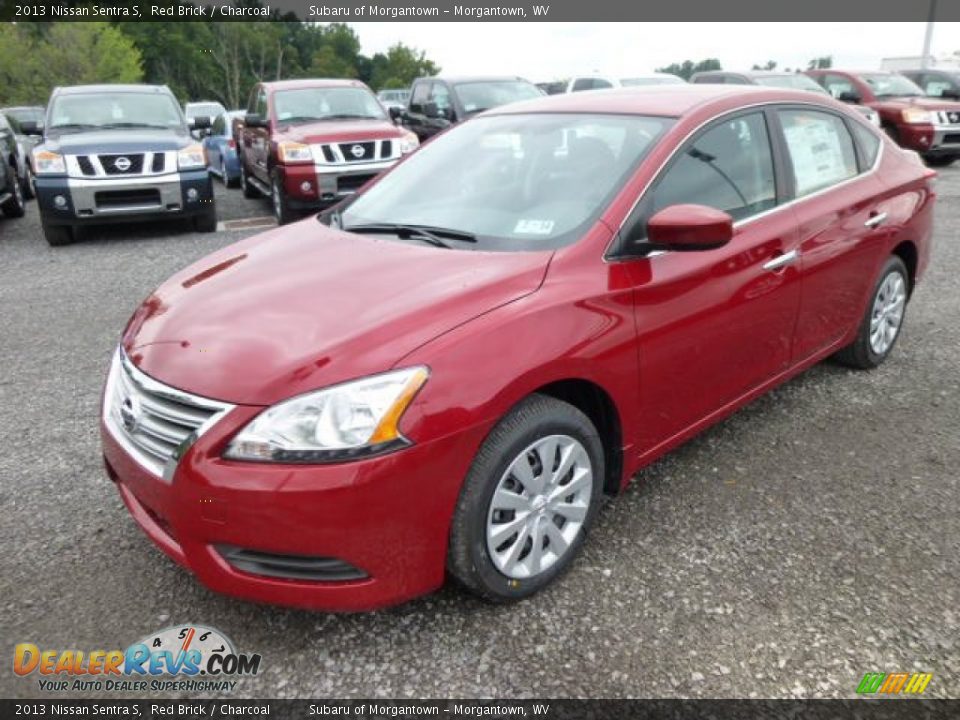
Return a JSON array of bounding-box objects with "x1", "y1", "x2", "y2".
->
[
  {"x1": 901, "y1": 108, "x2": 933, "y2": 125},
  {"x1": 224, "y1": 366, "x2": 429, "y2": 463},
  {"x1": 278, "y1": 141, "x2": 313, "y2": 164},
  {"x1": 178, "y1": 143, "x2": 206, "y2": 169},
  {"x1": 399, "y1": 131, "x2": 419, "y2": 155},
  {"x1": 33, "y1": 150, "x2": 66, "y2": 175}
]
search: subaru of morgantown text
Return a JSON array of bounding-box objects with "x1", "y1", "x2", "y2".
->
[{"x1": 102, "y1": 85, "x2": 934, "y2": 610}]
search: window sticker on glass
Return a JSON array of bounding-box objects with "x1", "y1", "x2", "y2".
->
[
  {"x1": 783, "y1": 117, "x2": 851, "y2": 196},
  {"x1": 514, "y1": 219, "x2": 556, "y2": 235}
]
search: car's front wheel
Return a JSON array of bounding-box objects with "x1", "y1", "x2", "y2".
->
[
  {"x1": 271, "y1": 170, "x2": 296, "y2": 225},
  {"x1": 1, "y1": 164, "x2": 26, "y2": 218},
  {"x1": 835, "y1": 255, "x2": 909, "y2": 369},
  {"x1": 448, "y1": 394, "x2": 604, "y2": 602},
  {"x1": 240, "y1": 156, "x2": 259, "y2": 199}
]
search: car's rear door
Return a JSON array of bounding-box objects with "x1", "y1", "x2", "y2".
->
[
  {"x1": 617, "y1": 109, "x2": 803, "y2": 449},
  {"x1": 774, "y1": 106, "x2": 889, "y2": 361}
]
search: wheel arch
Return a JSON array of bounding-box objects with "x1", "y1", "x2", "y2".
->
[{"x1": 891, "y1": 240, "x2": 918, "y2": 296}]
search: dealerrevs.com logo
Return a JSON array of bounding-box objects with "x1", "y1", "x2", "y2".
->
[{"x1": 14, "y1": 625, "x2": 262, "y2": 693}]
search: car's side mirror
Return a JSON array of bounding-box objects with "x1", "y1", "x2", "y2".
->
[
  {"x1": 192, "y1": 115, "x2": 212, "y2": 130},
  {"x1": 244, "y1": 113, "x2": 267, "y2": 128},
  {"x1": 20, "y1": 120, "x2": 43, "y2": 136},
  {"x1": 646, "y1": 204, "x2": 733, "y2": 251},
  {"x1": 388, "y1": 106, "x2": 403, "y2": 122},
  {"x1": 837, "y1": 91, "x2": 861, "y2": 104},
  {"x1": 423, "y1": 101, "x2": 440, "y2": 119}
]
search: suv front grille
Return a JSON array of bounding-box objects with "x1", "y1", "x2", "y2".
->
[
  {"x1": 100, "y1": 153, "x2": 145, "y2": 175},
  {"x1": 67, "y1": 151, "x2": 176, "y2": 178},
  {"x1": 315, "y1": 138, "x2": 400, "y2": 164},
  {"x1": 936, "y1": 111, "x2": 960, "y2": 125},
  {"x1": 104, "y1": 350, "x2": 233, "y2": 480}
]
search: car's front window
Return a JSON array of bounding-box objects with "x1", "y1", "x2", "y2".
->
[
  {"x1": 452, "y1": 81, "x2": 543, "y2": 115},
  {"x1": 273, "y1": 87, "x2": 386, "y2": 124},
  {"x1": 753, "y1": 75, "x2": 829, "y2": 94},
  {"x1": 341, "y1": 113, "x2": 672, "y2": 251},
  {"x1": 48, "y1": 93, "x2": 183, "y2": 131},
  {"x1": 8, "y1": 108, "x2": 44, "y2": 125},
  {"x1": 860, "y1": 73, "x2": 924, "y2": 98}
]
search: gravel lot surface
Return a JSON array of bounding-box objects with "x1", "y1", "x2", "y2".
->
[{"x1": 1, "y1": 170, "x2": 958, "y2": 700}]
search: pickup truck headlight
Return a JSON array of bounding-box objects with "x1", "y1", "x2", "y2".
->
[
  {"x1": 901, "y1": 108, "x2": 933, "y2": 125},
  {"x1": 399, "y1": 131, "x2": 420, "y2": 155},
  {"x1": 277, "y1": 141, "x2": 313, "y2": 164},
  {"x1": 224, "y1": 367, "x2": 429, "y2": 463},
  {"x1": 178, "y1": 144, "x2": 206, "y2": 170},
  {"x1": 33, "y1": 150, "x2": 66, "y2": 175}
]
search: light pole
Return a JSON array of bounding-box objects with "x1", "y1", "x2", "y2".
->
[{"x1": 921, "y1": 0, "x2": 937, "y2": 68}]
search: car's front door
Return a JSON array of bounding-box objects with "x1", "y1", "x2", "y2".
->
[
  {"x1": 617, "y1": 109, "x2": 802, "y2": 452},
  {"x1": 250, "y1": 88, "x2": 270, "y2": 182},
  {"x1": 405, "y1": 81, "x2": 431, "y2": 141}
]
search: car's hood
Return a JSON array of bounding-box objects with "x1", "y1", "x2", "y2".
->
[
  {"x1": 872, "y1": 96, "x2": 960, "y2": 112},
  {"x1": 275, "y1": 118, "x2": 404, "y2": 144},
  {"x1": 41, "y1": 129, "x2": 192, "y2": 154},
  {"x1": 123, "y1": 222, "x2": 551, "y2": 405}
]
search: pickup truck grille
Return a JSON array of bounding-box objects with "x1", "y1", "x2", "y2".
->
[
  {"x1": 315, "y1": 138, "x2": 399, "y2": 164},
  {"x1": 104, "y1": 350, "x2": 233, "y2": 480},
  {"x1": 935, "y1": 111, "x2": 960, "y2": 125},
  {"x1": 68, "y1": 151, "x2": 176, "y2": 178}
]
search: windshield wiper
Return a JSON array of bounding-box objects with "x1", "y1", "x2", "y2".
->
[
  {"x1": 102, "y1": 122, "x2": 171, "y2": 130},
  {"x1": 321, "y1": 114, "x2": 383, "y2": 121},
  {"x1": 277, "y1": 116, "x2": 324, "y2": 124},
  {"x1": 344, "y1": 223, "x2": 477, "y2": 249},
  {"x1": 48, "y1": 123, "x2": 99, "y2": 133}
]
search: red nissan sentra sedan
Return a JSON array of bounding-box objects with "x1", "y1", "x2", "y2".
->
[{"x1": 101, "y1": 85, "x2": 935, "y2": 610}]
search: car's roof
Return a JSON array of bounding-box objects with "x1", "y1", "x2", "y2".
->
[
  {"x1": 261, "y1": 79, "x2": 368, "y2": 91},
  {"x1": 55, "y1": 84, "x2": 172, "y2": 95},
  {"x1": 421, "y1": 76, "x2": 531, "y2": 84},
  {"x1": 489, "y1": 84, "x2": 835, "y2": 118}
]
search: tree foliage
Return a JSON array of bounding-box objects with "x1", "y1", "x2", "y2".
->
[
  {"x1": 0, "y1": 23, "x2": 143, "y2": 105},
  {"x1": 655, "y1": 58, "x2": 722, "y2": 81}
]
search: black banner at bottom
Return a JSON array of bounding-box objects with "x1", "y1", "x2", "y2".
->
[{"x1": 2, "y1": 699, "x2": 958, "y2": 720}]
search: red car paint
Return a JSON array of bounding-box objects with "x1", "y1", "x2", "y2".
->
[{"x1": 103, "y1": 86, "x2": 935, "y2": 610}]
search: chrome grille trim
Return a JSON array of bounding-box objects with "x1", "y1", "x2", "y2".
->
[
  {"x1": 310, "y1": 138, "x2": 401, "y2": 165},
  {"x1": 66, "y1": 152, "x2": 177, "y2": 179},
  {"x1": 103, "y1": 349, "x2": 234, "y2": 481}
]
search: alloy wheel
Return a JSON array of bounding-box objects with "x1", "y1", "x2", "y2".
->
[
  {"x1": 486, "y1": 434, "x2": 593, "y2": 579},
  {"x1": 869, "y1": 271, "x2": 906, "y2": 355}
]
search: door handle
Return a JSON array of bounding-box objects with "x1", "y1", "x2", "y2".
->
[
  {"x1": 864, "y1": 212, "x2": 888, "y2": 228},
  {"x1": 762, "y1": 248, "x2": 799, "y2": 272}
]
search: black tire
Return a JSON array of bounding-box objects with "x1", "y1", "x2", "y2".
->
[
  {"x1": 193, "y1": 206, "x2": 217, "y2": 233},
  {"x1": 239, "y1": 156, "x2": 259, "y2": 199},
  {"x1": 447, "y1": 394, "x2": 605, "y2": 602},
  {"x1": 223, "y1": 157, "x2": 239, "y2": 189},
  {"x1": 1, "y1": 164, "x2": 26, "y2": 218},
  {"x1": 42, "y1": 222, "x2": 74, "y2": 246},
  {"x1": 270, "y1": 170, "x2": 296, "y2": 225},
  {"x1": 835, "y1": 255, "x2": 909, "y2": 369},
  {"x1": 924, "y1": 155, "x2": 957, "y2": 168},
  {"x1": 21, "y1": 163, "x2": 35, "y2": 199}
]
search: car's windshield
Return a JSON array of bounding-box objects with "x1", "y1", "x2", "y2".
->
[
  {"x1": 6, "y1": 107, "x2": 44, "y2": 125},
  {"x1": 49, "y1": 92, "x2": 184, "y2": 131},
  {"x1": 273, "y1": 87, "x2": 386, "y2": 123},
  {"x1": 860, "y1": 73, "x2": 924, "y2": 98},
  {"x1": 187, "y1": 103, "x2": 225, "y2": 119},
  {"x1": 621, "y1": 76, "x2": 684, "y2": 86},
  {"x1": 379, "y1": 90, "x2": 409, "y2": 102},
  {"x1": 341, "y1": 113, "x2": 672, "y2": 250},
  {"x1": 452, "y1": 81, "x2": 543, "y2": 114},
  {"x1": 753, "y1": 74, "x2": 829, "y2": 94}
]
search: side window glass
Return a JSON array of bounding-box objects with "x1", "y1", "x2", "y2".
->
[
  {"x1": 923, "y1": 76, "x2": 951, "y2": 97},
  {"x1": 779, "y1": 109, "x2": 859, "y2": 196},
  {"x1": 850, "y1": 121, "x2": 881, "y2": 169},
  {"x1": 571, "y1": 78, "x2": 594, "y2": 92},
  {"x1": 255, "y1": 91, "x2": 267, "y2": 118},
  {"x1": 430, "y1": 83, "x2": 452, "y2": 112},
  {"x1": 410, "y1": 83, "x2": 430, "y2": 112},
  {"x1": 593, "y1": 79, "x2": 613, "y2": 90},
  {"x1": 822, "y1": 74, "x2": 854, "y2": 99},
  {"x1": 623, "y1": 112, "x2": 777, "y2": 251},
  {"x1": 212, "y1": 114, "x2": 225, "y2": 135},
  {"x1": 246, "y1": 88, "x2": 258, "y2": 114}
]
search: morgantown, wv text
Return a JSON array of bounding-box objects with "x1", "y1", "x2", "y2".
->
[{"x1": 308, "y1": 5, "x2": 551, "y2": 18}]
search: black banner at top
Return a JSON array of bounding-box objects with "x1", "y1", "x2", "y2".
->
[{"x1": 1, "y1": 0, "x2": 958, "y2": 22}]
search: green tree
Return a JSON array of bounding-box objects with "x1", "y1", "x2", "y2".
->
[
  {"x1": 368, "y1": 44, "x2": 441, "y2": 90},
  {"x1": 752, "y1": 60, "x2": 777, "y2": 71},
  {"x1": 655, "y1": 58, "x2": 722, "y2": 81},
  {"x1": 0, "y1": 23, "x2": 142, "y2": 105}
]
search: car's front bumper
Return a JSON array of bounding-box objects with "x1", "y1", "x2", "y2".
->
[
  {"x1": 101, "y1": 401, "x2": 488, "y2": 611},
  {"x1": 279, "y1": 159, "x2": 398, "y2": 209},
  {"x1": 35, "y1": 169, "x2": 213, "y2": 225}
]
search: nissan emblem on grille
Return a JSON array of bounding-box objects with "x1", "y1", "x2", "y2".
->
[
  {"x1": 350, "y1": 144, "x2": 365, "y2": 159},
  {"x1": 114, "y1": 156, "x2": 132, "y2": 172},
  {"x1": 120, "y1": 395, "x2": 141, "y2": 433},
  {"x1": 951, "y1": 112, "x2": 960, "y2": 124}
]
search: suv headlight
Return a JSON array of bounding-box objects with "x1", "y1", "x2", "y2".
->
[
  {"x1": 901, "y1": 108, "x2": 933, "y2": 125},
  {"x1": 399, "y1": 131, "x2": 419, "y2": 155},
  {"x1": 224, "y1": 367, "x2": 429, "y2": 463},
  {"x1": 33, "y1": 150, "x2": 66, "y2": 175},
  {"x1": 178, "y1": 143, "x2": 206, "y2": 169},
  {"x1": 278, "y1": 141, "x2": 313, "y2": 164}
]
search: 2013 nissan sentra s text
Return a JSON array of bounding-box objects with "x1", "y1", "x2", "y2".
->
[{"x1": 101, "y1": 85, "x2": 935, "y2": 610}]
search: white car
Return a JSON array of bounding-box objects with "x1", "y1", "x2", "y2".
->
[{"x1": 559, "y1": 73, "x2": 686, "y2": 93}]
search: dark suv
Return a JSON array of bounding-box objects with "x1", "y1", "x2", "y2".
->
[
  {"x1": 899, "y1": 68, "x2": 960, "y2": 100},
  {"x1": 27, "y1": 84, "x2": 216, "y2": 246},
  {"x1": 400, "y1": 76, "x2": 542, "y2": 141},
  {"x1": 0, "y1": 113, "x2": 27, "y2": 222}
]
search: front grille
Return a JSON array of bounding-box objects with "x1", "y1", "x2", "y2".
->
[
  {"x1": 936, "y1": 111, "x2": 960, "y2": 125},
  {"x1": 338, "y1": 141, "x2": 376, "y2": 162},
  {"x1": 381, "y1": 139, "x2": 393, "y2": 157},
  {"x1": 216, "y1": 546, "x2": 368, "y2": 582},
  {"x1": 321, "y1": 145, "x2": 336, "y2": 163},
  {"x1": 77, "y1": 156, "x2": 96, "y2": 176},
  {"x1": 99, "y1": 153, "x2": 145, "y2": 175},
  {"x1": 943, "y1": 133, "x2": 960, "y2": 145},
  {"x1": 151, "y1": 153, "x2": 166, "y2": 173},
  {"x1": 104, "y1": 351, "x2": 233, "y2": 479},
  {"x1": 95, "y1": 188, "x2": 161, "y2": 209},
  {"x1": 337, "y1": 173, "x2": 375, "y2": 193}
]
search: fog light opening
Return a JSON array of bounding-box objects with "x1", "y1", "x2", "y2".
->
[
  {"x1": 186, "y1": 188, "x2": 199, "y2": 202},
  {"x1": 300, "y1": 181, "x2": 313, "y2": 193},
  {"x1": 54, "y1": 195, "x2": 68, "y2": 208}
]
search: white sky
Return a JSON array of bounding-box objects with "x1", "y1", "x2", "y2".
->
[{"x1": 347, "y1": 22, "x2": 960, "y2": 80}]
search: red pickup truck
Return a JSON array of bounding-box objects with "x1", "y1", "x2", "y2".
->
[
  {"x1": 235, "y1": 79, "x2": 419, "y2": 223},
  {"x1": 806, "y1": 69, "x2": 960, "y2": 166}
]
